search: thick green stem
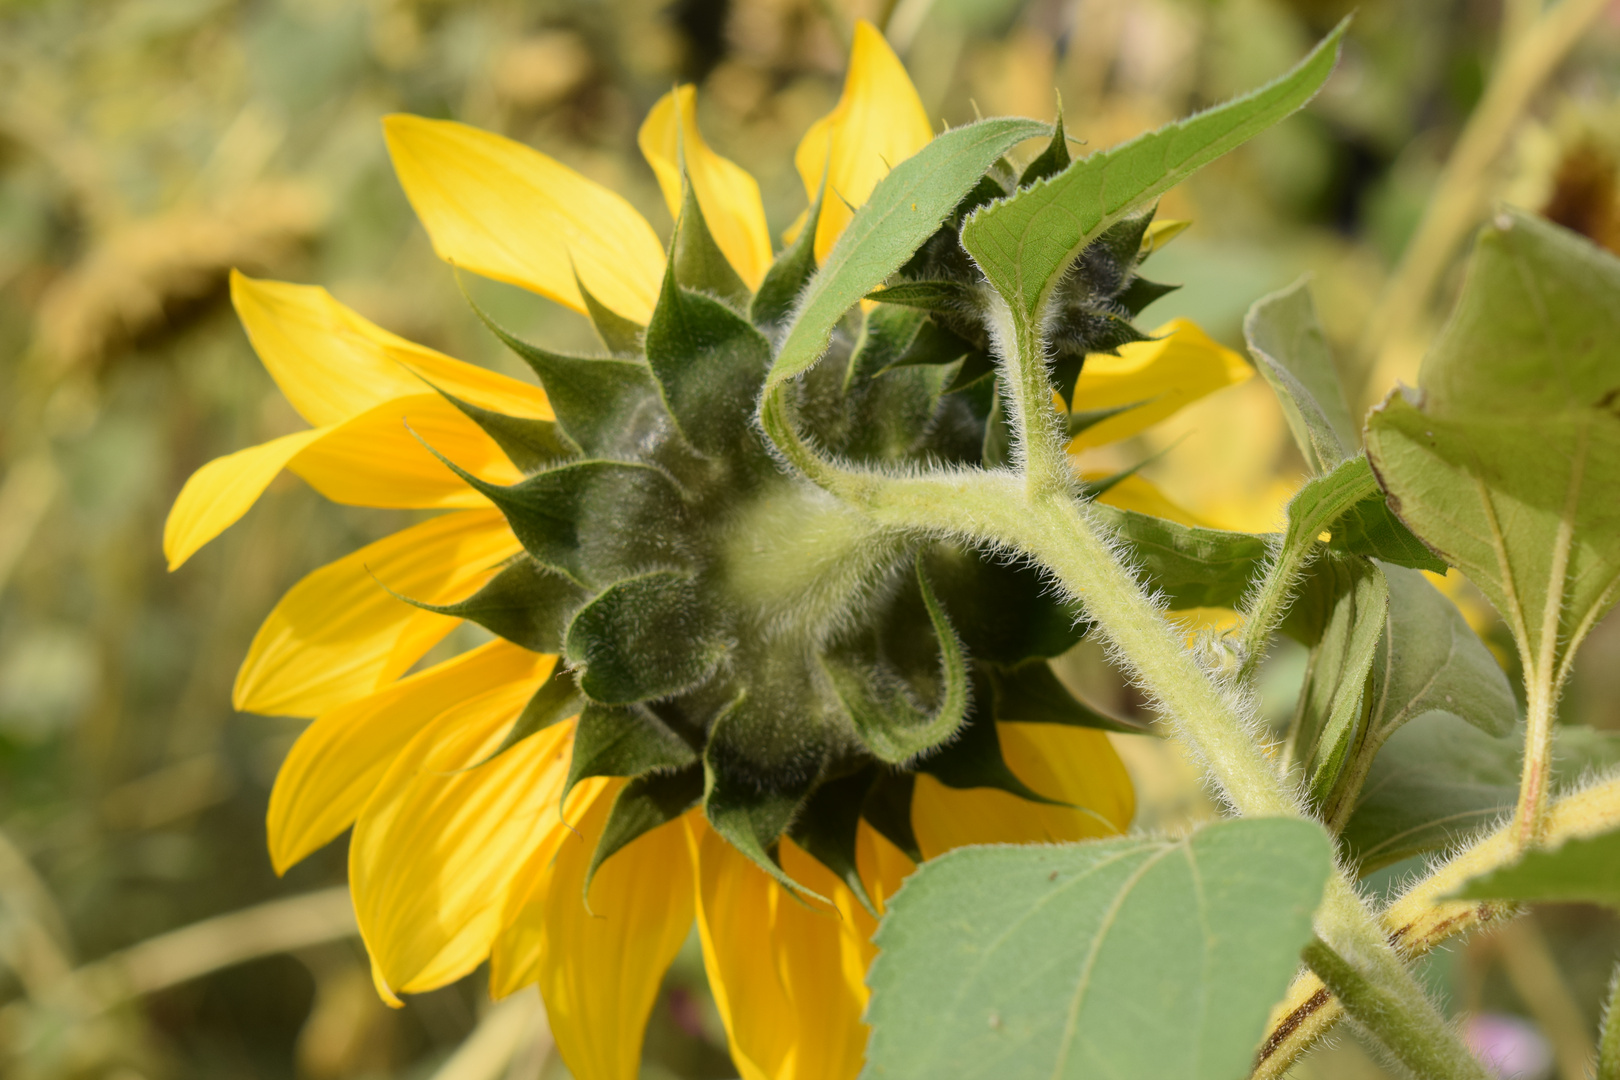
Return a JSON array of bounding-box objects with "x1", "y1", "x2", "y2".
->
[
  {"x1": 761, "y1": 385, "x2": 1482, "y2": 1080},
  {"x1": 991, "y1": 300, "x2": 1072, "y2": 502},
  {"x1": 1301, "y1": 934, "x2": 1489, "y2": 1080}
]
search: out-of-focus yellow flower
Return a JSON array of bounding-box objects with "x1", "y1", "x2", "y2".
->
[{"x1": 166, "y1": 20, "x2": 1252, "y2": 1080}]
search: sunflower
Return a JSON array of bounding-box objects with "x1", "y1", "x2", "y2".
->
[{"x1": 165, "y1": 21, "x2": 1249, "y2": 1080}]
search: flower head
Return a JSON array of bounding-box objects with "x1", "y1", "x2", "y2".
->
[{"x1": 166, "y1": 21, "x2": 1248, "y2": 1080}]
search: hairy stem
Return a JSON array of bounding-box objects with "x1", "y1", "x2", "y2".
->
[
  {"x1": 990, "y1": 299, "x2": 1072, "y2": 502},
  {"x1": 1236, "y1": 545, "x2": 1309, "y2": 684},
  {"x1": 1237, "y1": 461, "x2": 1379, "y2": 685},
  {"x1": 1515, "y1": 666, "x2": 1559, "y2": 851},
  {"x1": 1301, "y1": 935, "x2": 1488, "y2": 1080},
  {"x1": 1255, "y1": 774, "x2": 1620, "y2": 1078},
  {"x1": 762, "y1": 385, "x2": 1483, "y2": 1080}
]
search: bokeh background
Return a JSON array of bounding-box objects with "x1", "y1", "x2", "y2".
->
[{"x1": 2, "y1": 0, "x2": 1620, "y2": 1077}]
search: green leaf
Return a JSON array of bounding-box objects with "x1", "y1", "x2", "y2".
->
[
  {"x1": 671, "y1": 173, "x2": 750, "y2": 306},
  {"x1": 1287, "y1": 553, "x2": 1388, "y2": 805},
  {"x1": 750, "y1": 186, "x2": 822, "y2": 332},
  {"x1": 1266, "y1": 452, "x2": 1444, "y2": 598},
  {"x1": 824, "y1": 562, "x2": 970, "y2": 763},
  {"x1": 431, "y1": 387, "x2": 573, "y2": 474},
  {"x1": 1340, "y1": 715, "x2": 1620, "y2": 873},
  {"x1": 862, "y1": 771, "x2": 921, "y2": 862},
  {"x1": 1090, "y1": 504, "x2": 1269, "y2": 610},
  {"x1": 480, "y1": 663, "x2": 582, "y2": 766},
  {"x1": 578, "y1": 274, "x2": 644, "y2": 356},
  {"x1": 645, "y1": 268, "x2": 772, "y2": 457},
  {"x1": 959, "y1": 21, "x2": 1346, "y2": 328},
  {"x1": 587, "y1": 765, "x2": 704, "y2": 888},
  {"x1": 404, "y1": 555, "x2": 586, "y2": 653},
  {"x1": 923, "y1": 543, "x2": 1086, "y2": 661},
  {"x1": 565, "y1": 570, "x2": 726, "y2": 704},
  {"x1": 841, "y1": 364, "x2": 957, "y2": 464},
  {"x1": 1365, "y1": 210, "x2": 1620, "y2": 690},
  {"x1": 881, "y1": 318, "x2": 977, "y2": 374},
  {"x1": 458, "y1": 286, "x2": 660, "y2": 460},
  {"x1": 1315, "y1": 564, "x2": 1520, "y2": 827},
  {"x1": 565, "y1": 701, "x2": 702, "y2": 802},
  {"x1": 864, "y1": 280, "x2": 978, "y2": 314},
  {"x1": 1327, "y1": 491, "x2": 1447, "y2": 573},
  {"x1": 1370, "y1": 565, "x2": 1517, "y2": 739},
  {"x1": 846, "y1": 304, "x2": 928, "y2": 385},
  {"x1": 1451, "y1": 828, "x2": 1620, "y2": 904},
  {"x1": 1243, "y1": 277, "x2": 1357, "y2": 474},
  {"x1": 862, "y1": 818, "x2": 1334, "y2": 1080},
  {"x1": 703, "y1": 687, "x2": 830, "y2": 898},
  {"x1": 1018, "y1": 111, "x2": 1071, "y2": 186},
  {"x1": 1066, "y1": 399, "x2": 1153, "y2": 439},
  {"x1": 985, "y1": 658, "x2": 1151, "y2": 734},
  {"x1": 461, "y1": 662, "x2": 583, "y2": 772},
  {"x1": 478, "y1": 325, "x2": 663, "y2": 460},
  {"x1": 789, "y1": 769, "x2": 879, "y2": 915},
  {"x1": 447, "y1": 459, "x2": 692, "y2": 590},
  {"x1": 1116, "y1": 276, "x2": 1179, "y2": 317},
  {"x1": 1281, "y1": 455, "x2": 1381, "y2": 569},
  {"x1": 915, "y1": 693, "x2": 1063, "y2": 808},
  {"x1": 767, "y1": 117, "x2": 1049, "y2": 389}
]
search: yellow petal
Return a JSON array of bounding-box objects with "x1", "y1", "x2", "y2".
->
[
  {"x1": 166, "y1": 393, "x2": 520, "y2": 570},
  {"x1": 795, "y1": 20, "x2": 932, "y2": 263},
  {"x1": 639, "y1": 87, "x2": 773, "y2": 290},
  {"x1": 690, "y1": 821, "x2": 871, "y2": 1080},
  {"x1": 287, "y1": 392, "x2": 523, "y2": 509},
  {"x1": 1140, "y1": 218, "x2": 1192, "y2": 256},
  {"x1": 1067, "y1": 318, "x2": 1252, "y2": 451},
  {"x1": 508, "y1": 792, "x2": 695, "y2": 1080},
  {"x1": 1091, "y1": 471, "x2": 1212, "y2": 527},
  {"x1": 267, "y1": 637, "x2": 551, "y2": 873},
  {"x1": 912, "y1": 722, "x2": 1133, "y2": 859},
  {"x1": 235, "y1": 509, "x2": 520, "y2": 717},
  {"x1": 853, "y1": 818, "x2": 916, "y2": 916},
  {"x1": 370, "y1": 956, "x2": 404, "y2": 1009},
  {"x1": 484, "y1": 780, "x2": 614, "y2": 999},
  {"x1": 384, "y1": 114, "x2": 665, "y2": 324},
  {"x1": 164, "y1": 428, "x2": 322, "y2": 570},
  {"x1": 232, "y1": 272, "x2": 551, "y2": 428},
  {"x1": 351, "y1": 700, "x2": 576, "y2": 996}
]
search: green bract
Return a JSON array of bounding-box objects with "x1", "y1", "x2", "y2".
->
[{"x1": 409, "y1": 116, "x2": 1191, "y2": 893}]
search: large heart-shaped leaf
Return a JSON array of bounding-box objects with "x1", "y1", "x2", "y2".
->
[
  {"x1": 1365, "y1": 210, "x2": 1620, "y2": 690},
  {"x1": 1341, "y1": 713, "x2": 1620, "y2": 873},
  {"x1": 863, "y1": 818, "x2": 1333, "y2": 1080}
]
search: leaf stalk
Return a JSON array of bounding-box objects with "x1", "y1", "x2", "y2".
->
[{"x1": 1300, "y1": 934, "x2": 1489, "y2": 1080}]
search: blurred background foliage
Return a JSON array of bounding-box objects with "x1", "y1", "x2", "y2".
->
[{"x1": 1, "y1": 0, "x2": 1619, "y2": 1077}]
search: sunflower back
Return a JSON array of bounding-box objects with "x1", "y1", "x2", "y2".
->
[{"x1": 426, "y1": 123, "x2": 1169, "y2": 897}]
